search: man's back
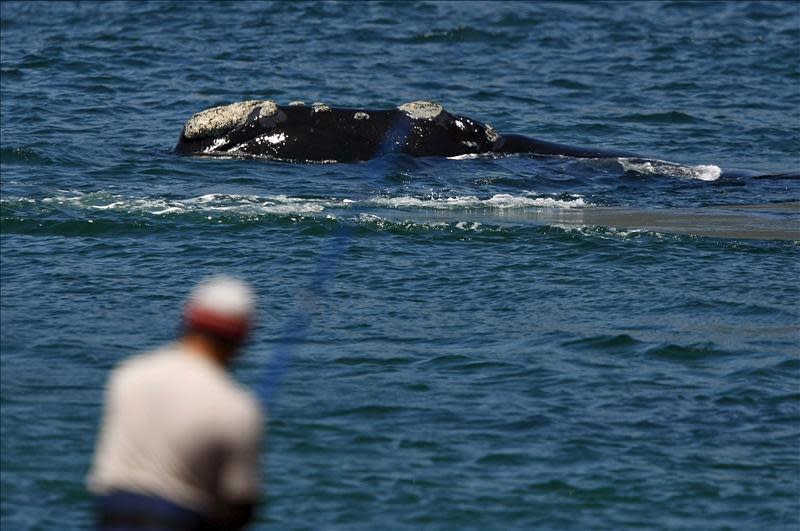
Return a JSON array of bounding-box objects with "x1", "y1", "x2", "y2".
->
[{"x1": 89, "y1": 344, "x2": 263, "y2": 516}]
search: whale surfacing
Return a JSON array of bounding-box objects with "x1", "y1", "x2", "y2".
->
[
  {"x1": 174, "y1": 100, "x2": 510, "y2": 163},
  {"x1": 177, "y1": 99, "x2": 800, "y2": 179}
]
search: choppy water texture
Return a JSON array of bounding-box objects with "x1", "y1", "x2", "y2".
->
[{"x1": 2, "y1": 1, "x2": 799, "y2": 529}]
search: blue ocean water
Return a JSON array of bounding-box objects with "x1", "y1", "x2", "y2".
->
[{"x1": 1, "y1": 1, "x2": 799, "y2": 529}]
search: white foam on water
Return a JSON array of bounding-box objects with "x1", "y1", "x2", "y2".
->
[
  {"x1": 550, "y1": 224, "x2": 667, "y2": 240},
  {"x1": 367, "y1": 193, "x2": 589, "y2": 210},
  {"x1": 89, "y1": 201, "x2": 126, "y2": 210},
  {"x1": 455, "y1": 221, "x2": 482, "y2": 230},
  {"x1": 618, "y1": 158, "x2": 722, "y2": 181},
  {"x1": 37, "y1": 192, "x2": 331, "y2": 217},
  {"x1": 487, "y1": 194, "x2": 589, "y2": 208},
  {"x1": 150, "y1": 206, "x2": 185, "y2": 215},
  {"x1": 188, "y1": 193, "x2": 220, "y2": 204},
  {"x1": 357, "y1": 213, "x2": 483, "y2": 232},
  {"x1": 0, "y1": 196, "x2": 36, "y2": 204},
  {"x1": 24, "y1": 191, "x2": 590, "y2": 227}
]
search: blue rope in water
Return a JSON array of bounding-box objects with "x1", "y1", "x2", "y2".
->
[{"x1": 258, "y1": 116, "x2": 410, "y2": 408}]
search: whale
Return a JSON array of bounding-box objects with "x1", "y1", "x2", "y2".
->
[
  {"x1": 174, "y1": 99, "x2": 638, "y2": 163},
  {"x1": 173, "y1": 100, "x2": 798, "y2": 180}
]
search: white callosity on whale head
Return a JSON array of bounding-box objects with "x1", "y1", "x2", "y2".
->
[
  {"x1": 398, "y1": 101, "x2": 444, "y2": 120},
  {"x1": 312, "y1": 102, "x2": 331, "y2": 113},
  {"x1": 354, "y1": 112, "x2": 370, "y2": 120},
  {"x1": 183, "y1": 100, "x2": 278, "y2": 140},
  {"x1": 203, "y1": 136, "x2": 229, "y2": 153},
  {"x1": 257, "y1": 101, "x2": 278, "y2": 119},
  {"x1": 484, "y1": 123, "x2": 499, "y2": 143}
]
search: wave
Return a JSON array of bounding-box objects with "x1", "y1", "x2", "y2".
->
[
  {"x1": 367, "y1": 193, "x2": 589, "y2": 209},
  {"x1": 0, "y1": 190, "x2": 595, "y2": 240},
  {"x1": 617, "y1": 158, "x2": 722, "y2": 181},
  {"x1": 4, "y1": 192, "x2": 796, "y2": 241},
  {"x1": 24, "y1": 192, "x2": 327, "y2": 216},
  {"x1": 3, "y1": 190, "x2": 589, "y2": 218}
]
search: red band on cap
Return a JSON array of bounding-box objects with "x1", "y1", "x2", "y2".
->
[{"x1": 184, "y1": 304, "x2": 250, "y2": 342}]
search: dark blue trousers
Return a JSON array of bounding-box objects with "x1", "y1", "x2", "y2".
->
[{"x1": 96, "y1": 491, "x2": 212, "y2": 531}]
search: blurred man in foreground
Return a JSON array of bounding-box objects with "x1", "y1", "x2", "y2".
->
[{"x1": 88, "y1": 275, "x2": 264, "y2": 530}]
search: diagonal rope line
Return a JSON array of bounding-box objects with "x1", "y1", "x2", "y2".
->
[{"x1": 258, "y1": 115, "x2": 411, "y2": 407}]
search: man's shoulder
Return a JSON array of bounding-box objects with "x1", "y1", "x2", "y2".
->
[
  {"x1": 113, "y1": 344, "x2": 178, "y2": 376},
  {"x1": 109, "y1": 345, "x2": 209, "y2": 398}
]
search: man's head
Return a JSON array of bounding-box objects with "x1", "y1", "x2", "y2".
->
[{"x1": 182, "y1": 275, "x2": 256, "y2": 364}]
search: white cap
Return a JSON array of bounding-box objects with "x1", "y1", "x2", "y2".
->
[{"x1": 183, "y1": 275, "x2": 256, "y2": 342}]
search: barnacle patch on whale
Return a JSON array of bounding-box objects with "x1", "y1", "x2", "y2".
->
[
  {"x1": 183, "y1": 100, "x2": 277, "y2": 140},
  {"x1": 398, "y1": 101, "x2": 444, "y2": 120},
  {"x1": 484, "y1": 124, "x2": 499, "y2": 143}
]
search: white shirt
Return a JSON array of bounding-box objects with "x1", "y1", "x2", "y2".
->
[{"x1": 88, "y1": 344, "x2": 264, "y2": 513}]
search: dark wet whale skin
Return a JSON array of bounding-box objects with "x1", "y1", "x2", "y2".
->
[
  {"x1": 174, "y1": 102, "x2": 507, "y2": 162},
  {"x1": 173, "y1": 100, "x2": 645, "y2": 163}
]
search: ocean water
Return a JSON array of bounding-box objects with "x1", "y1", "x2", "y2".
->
[{"x1": 1, "y1": 1, "x2": 799, "y2": 529}]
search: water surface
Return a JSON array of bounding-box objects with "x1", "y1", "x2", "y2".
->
[{"x1": 1, "y1": 1, "x2": 799, "y2": 529}]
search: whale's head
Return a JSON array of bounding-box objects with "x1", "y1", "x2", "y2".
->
[{"x1": 176, "y1": 100, "x2": 286, "y2": 155}]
